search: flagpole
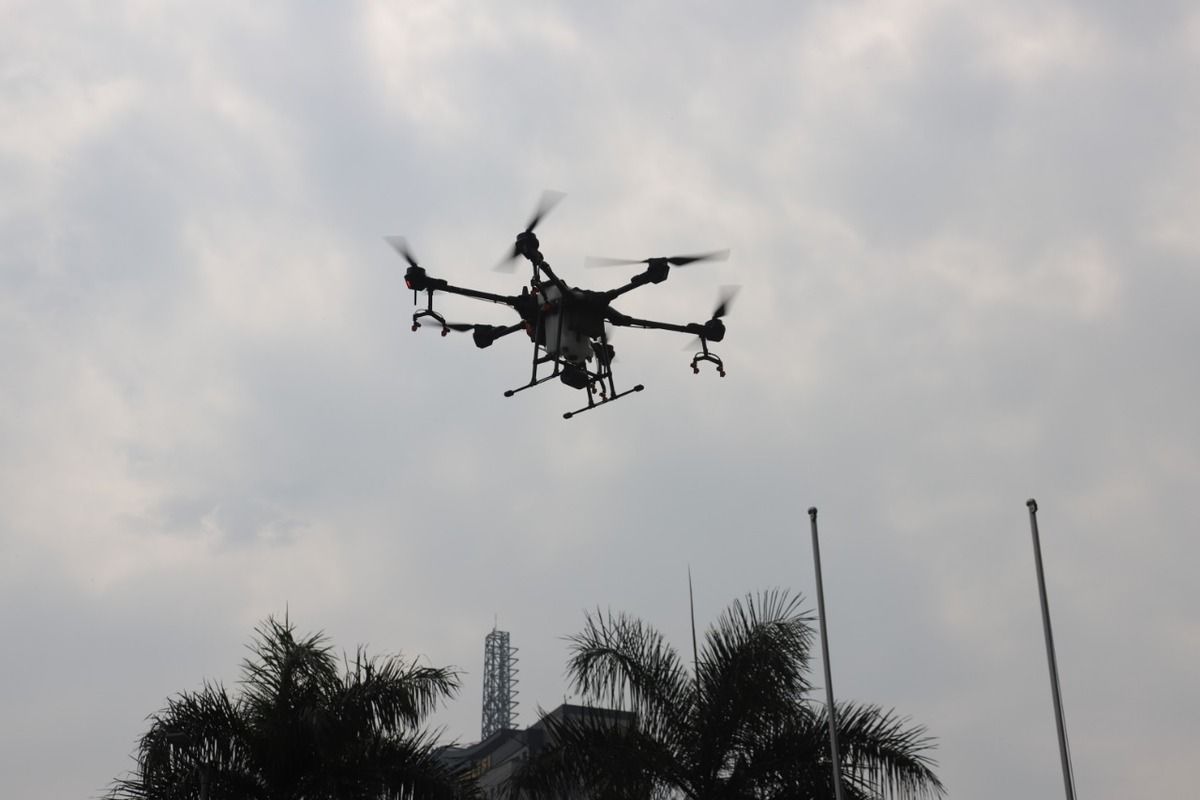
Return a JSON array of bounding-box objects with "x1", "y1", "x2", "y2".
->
[
  {"x1": 688, "y1": 565, "x2": 700, "y2": 693},
  {"x1": 809, "y1": 507, "x2": 846, "y2": 800},
  {"x1": 1026, "y1": 499, "x2": 1077, "y2": 800}
]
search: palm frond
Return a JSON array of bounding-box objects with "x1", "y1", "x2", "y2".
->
[
  {"x1": 699, "y1": 589, "x2": 814, "y2": 702},
  {"x1": 106, "y1": 683, "x2": 263, "y2": 799},
  {"x1": 566, "y1": 609, "x2": 694, "y2": 750},
  {"x1": 239, "y1": 616, "x2": 340, "y2": 716},
  {"x1": 338, "y1": 648, "x2": 462, "y2": 733},
  {"x1": 817, "y1": 702, "x2": 945, "y2": 800},
  {"x1": 296, "y1": 727, "x2": 471, "y2": 800},
  {"x1": 508, "y1": 707, "x2": 684, "y2": 800},
  {"x1": 372, "y1": 731, "x2": 480, "y2": 800},
  {"x1": 691, "y1": 590, "x2": 814, "y2": 782}
]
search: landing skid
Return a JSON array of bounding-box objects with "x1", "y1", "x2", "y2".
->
[
  {"x1": 563, "y1": 383, "x2": 644, "y2": 420},
  {"x1": 504, "y1": 369, "x2": 560, "y2": 398},
  {"x1": 504, "y1": 350, "x2": 563, "y2": 398}
]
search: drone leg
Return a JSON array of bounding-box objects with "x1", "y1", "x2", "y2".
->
[
  {"x1": 691, "y1": 352, "x2": 726, "y2": 376},
  {"x1": 595, "y1": 326, "x2": 621, "y2": 400},
  {"x1": 412, "y1": 309, "x2": 448, "y2": 333},
  {"x1": 410, "y1": 290, "x2": 451, "y2": 333},
  {"x1": 525, "y1": 324, "x2": 541, "y2": 384},
  {"x1": 504, "y1": 364, "x2": 561, "y2": 398},
  {"x1": 690, "y1": 338, "x2": 726, "y2": 376},
  {"x1": 504, "y1": 338, "x2": 565, "y2": 397},
  {"x1": 562, "y1": 384, "x2": 645, "y2": 420}
]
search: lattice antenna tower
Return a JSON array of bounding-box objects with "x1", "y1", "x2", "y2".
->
[{"x1": 481, "y1": 627, "x2": 519, "y2": 739}]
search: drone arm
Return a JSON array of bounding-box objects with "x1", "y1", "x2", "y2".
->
[
  {"x1": 609, "y1": 310, "x2": 729, "y2": 377},
  {"x1": 466, "y1": 321, "x2": 526, "y2": 349},
  {"x1": 433, "y1": 281, "x2": 519, "y2": 308},
  {"x1": 602, "y1": 261, "x2": 673, "y2": 302},
  {"x1": 514, "y1": 233, "x2": 572, "y2": 296},
  {"x1": 603, "y1": 274, "x2": 658, "y2": 302},
  {"x1": 606, "y1": 311, "x2": 704, "y2": 337},
  {"x1": 533, "y1": 260, "x2": 572, "y2": 297},
  {"x1": 491, "y1": 321, "x2": 526, "y2": 339}
]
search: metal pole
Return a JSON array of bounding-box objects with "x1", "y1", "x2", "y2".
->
[
  {"x1": 1026, "y1": 499, "x2": 1077, "y2": 800},
  {"x1": 809, "y1": 507, "x2": 846, "y2": 800},
  {"x1": 688, "y1": 565, "x2": 700, "y2": 694}
]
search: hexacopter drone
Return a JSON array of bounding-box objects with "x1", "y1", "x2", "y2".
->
[{"x1": 389, "y1": 192, "x2": 735, "y2": 419}]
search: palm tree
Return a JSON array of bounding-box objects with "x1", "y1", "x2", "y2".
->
[
  {"x1": 508, "y1": 590, "x2": 944, "y2": 800},
  {"x1": 107, "y1": 616, "x2": 469, "y2": 800}
]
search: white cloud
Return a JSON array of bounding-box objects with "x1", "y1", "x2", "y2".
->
[
  {"x1": 914, "y1": 233, "x2": 1121, "y2": 322},
  {"x1": 974, "y1": 5, "x2": 1109, "y2": 84},
  {"x1": 356, "y1": 1, "x2": 580, "y2": 136}
]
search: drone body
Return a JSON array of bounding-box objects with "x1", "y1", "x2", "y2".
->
[{"x1": 391, "y1": 193, "x2": 734, "y2": 419}]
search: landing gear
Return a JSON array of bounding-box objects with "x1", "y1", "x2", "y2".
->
[
  {"x1": 690, "y1": 338, "x2": 725, "y2": 377},
  {"x1": 411, "y1": 290, "x2": 450, "y2": 335}
]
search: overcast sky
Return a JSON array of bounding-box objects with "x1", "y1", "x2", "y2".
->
[{"x1": 3, "y1": 2, "x2": 1198, "y2": 798}]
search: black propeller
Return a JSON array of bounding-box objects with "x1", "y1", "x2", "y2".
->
[
  {"x1": 683, "y1": 285, "x2": 739, "y2": 349},
  {"x1": 384, "y1": 236, "x2": 421, "y2": 269},
  {"x1": 711, "y1": 284, "x2": 739, "y2": 319},
  {"x1": 411, "y1": 317, "x2": 473, "y2": 333},
  {"x1": 523, "y1": 189, "x2": 565, "y2": 234},
  {"x1": 585, "y1": 249, "x2": 730, "y2": 268},
  {"x1": 496, "y1": 190, "x2": 566, "y2": 271},
  {"x1": 388, "y1": 236, "x2": 436, "y2": 292}
]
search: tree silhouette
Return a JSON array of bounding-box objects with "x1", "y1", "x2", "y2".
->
[
  {"x1": 508, "y1": 590, "x2": 944, "y2": 800},
  {"x1": 107, "y1": 616, "x2": 467, "y2": 800}
]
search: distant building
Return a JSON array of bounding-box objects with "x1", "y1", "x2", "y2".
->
[{"x1": 441, "y1": 703, "x2": 635, "y2": 799}]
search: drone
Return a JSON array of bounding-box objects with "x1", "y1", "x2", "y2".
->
[{"x1": 389, "y1": 192, "x2": 735, "y2": 420}]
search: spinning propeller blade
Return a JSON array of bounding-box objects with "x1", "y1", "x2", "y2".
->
[
  {"x1": 496, "y1": 190, "x2": 566, "y2": 272},
  {"x1": 524, "y1": 190, "x2": 565, "y2": 234},
  {"x1": 384, "y1": 236, "x2": 420, "y2": 269},
  {"x1": 682, "y1": 285, "x2": 740, "y2": 349},
  {"x1": 669, "y1": 249, "x2": 730, "y2": 267},
  {"x1": 585, "y1": 249, "x2": 730, "y2": 268},
  {"x1": 711, "y1": 284, "x2": 739, "y2": 319},
  {"x1": 585, "y1": 255, "x2": 644, "y2": 268},
  {"x1": 413, "y1": 320, "x2": 476, "y2": 334}
]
